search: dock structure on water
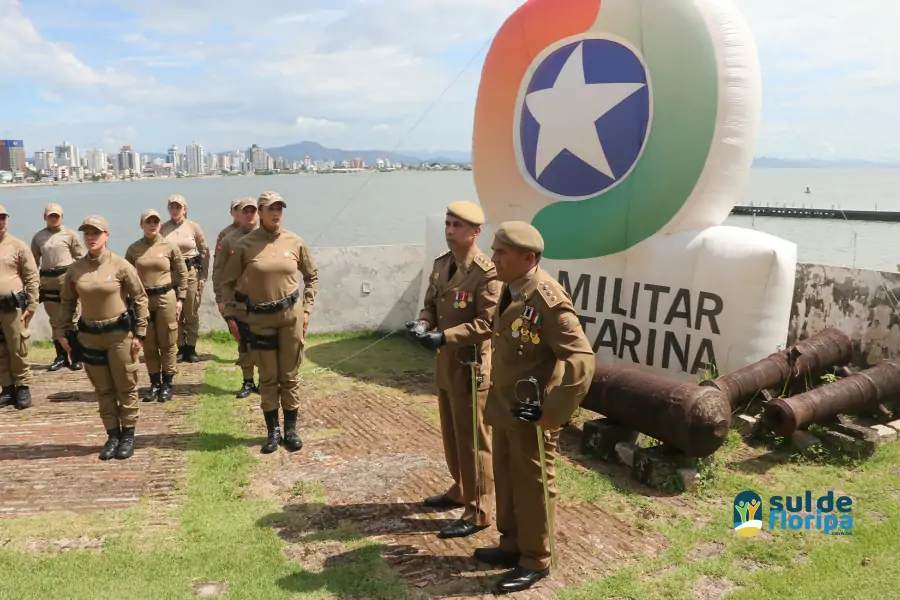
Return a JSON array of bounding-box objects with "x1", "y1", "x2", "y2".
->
[{"x1": 730, "y1": 206, "x2": 900, "y2": 223}]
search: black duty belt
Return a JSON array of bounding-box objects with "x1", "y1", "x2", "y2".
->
[
  {"x1": 78, "y1": 310, "x2": 132, "y2": 335},
  {"x1": 185, "y1": 255, "x2": 202, "y2": 271},
  {"x1": 244, "y1": 289, "x2": 300, "y2": 314},
  {"x1": 40, "y1": 266, "x2": 68, "y2": 277},
  {"x1": 40, "y1": 288, "x2": 61, "y2": 303},
  {"x1": 0, "y1": 291, "x2": 26, "y2": 312},
  {"x1": 146, "y1": 282, "x2": 177, "y2": 297}
]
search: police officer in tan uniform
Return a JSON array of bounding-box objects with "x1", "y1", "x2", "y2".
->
[
  {"x1": 161, "y1": 194, "x2": 209, "y2": 363},
  {"x1": 214, "y1": 198, "x2": 243, "y2": 252},
  {"x1": 30, "y1": 203, "x2": 85, "y2": 371},
  {"x1": 407, "y1": 201, "x2": 499, "y2": 539},
  {"x1": 0, "y1": 206, "x2": 39, "y2": 410},
  {"x1": 125, "y1": 209, "x2": 188, "y2": 403},
  {"x1": 220, "y1": 191, "x2": 318, "y2": 454},
  {"x1": 474, "y1": 221, "x2": 594, "y2": 594},
  {"x1": 57, "y1": 216, "x2": 150, "y2": 461},
  {"x1": 213, "y1": 197, "x2": 259, "y2": 398}
]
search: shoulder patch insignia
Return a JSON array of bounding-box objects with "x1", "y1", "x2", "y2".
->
[
  {"x1": 558, "y1": 314, "x2": 572, "y2": 328},
  {"x1": 487, "y1": 280, "x2": 499, "y2": 295}
]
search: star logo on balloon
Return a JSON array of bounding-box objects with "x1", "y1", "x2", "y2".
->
[{"x1": 515, "y1": 36, "x2": 653, "y2": 200}]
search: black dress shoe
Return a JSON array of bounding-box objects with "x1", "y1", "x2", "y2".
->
[
  {"x1": 423, "y1": 494, "x2": 464, "y2": 509},
  {"x1": 494, "y1": 566, "x2": 549, "y2": 594},
  {"x1": 473, "y1": 547, "x2": 521, "y2": 568},
  {"x1": 438, "y1": 519, "x2": 488, "y2": 539}
]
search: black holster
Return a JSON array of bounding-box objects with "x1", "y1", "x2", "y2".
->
[
  {"x1": 185, "y1": 255, "x2": 202, "y2": 271},
  {"x1": 0, "y1": 291, "x2": 26, "y2": 312},
  {"x1": 236, "y1": 320, "x2": 278, "y2": 351},
  {"x1": 39, "y1": 288, "x2": 61, "y2": 303},
  {"x1": 65, "y1": 330, "x2": 85, "y2": 364}
]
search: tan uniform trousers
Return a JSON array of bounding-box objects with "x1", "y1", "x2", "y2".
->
[
  {"x1": 438, "y1": 386, "x2": 494, "y2": 526},
  {"x1": 244, "y1": 302, "x2": 304, "y2": 412},
  {"x1": 146, "y1": 290, "x2": 179, "y2": 374},
  {"x1": 40, "y1": 274, "x2": 78, "y2": 334},
  {"x1": 494, "y1": 424, "x2": 560, "y2": 572},
  {"x1": 0, "y1": 308, "x2": 32, "y2": 387},
  {"x1": 178, "y1": 268, "x2": 200, "y2": 346},
  {"x1": 80, "y1": 329, "x2": 140, "y2": 430}
]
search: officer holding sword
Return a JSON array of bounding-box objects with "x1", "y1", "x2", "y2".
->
[{"x1": 475, "y1": 221, "x2": 595, "y2": 595}]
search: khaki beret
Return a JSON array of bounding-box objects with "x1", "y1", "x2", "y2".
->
[
  {"x1": 79, "y1": 215, "x2": 109, "y2": 233},
  {"x1": 258, "y1": 191, "x2": 286, "y2": 208},
  {"x1": 141, "y1": 209, "x2": 162, "y2": 223},
  {"x1": 235, "y1": 197, "x2": 257, "y2": 211},
  {"x1": 168, "y1": 194, "x2": 187, "y2": 207},
  {"x1": 0, "y1": 205, "x2": 7, "y2": 216},
  {"x1": 446, "y1": 201, "x2": 485, "y2": 226},
  {"x1": 44, "y1": 203, "x2": 64, "y2": 217},
  {"x1": 494, "y1": 221, "x2": 544, "y2": 254}
]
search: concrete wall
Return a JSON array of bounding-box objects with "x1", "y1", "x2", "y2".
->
[
  {"x1": 27, "y1": 244, "x2": 427, "y2": 341},
  {"x1": 787, "y1": 263, "x2": 900, "y2": 368}
]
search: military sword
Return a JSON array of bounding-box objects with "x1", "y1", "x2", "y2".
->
[
  {"x1": 514, "y1": 376, "x2": 557, "y2": 570},
  {"x1": 457, "y1": 345, "x2": 483, "y2": 517}
]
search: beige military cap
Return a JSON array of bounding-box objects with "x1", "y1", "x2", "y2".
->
[
  {"x1": 44, "y1": 203, "x2": 64, "y2": 217},
  {"x1": 0, "y1": 205, "x2": 8, "y2": 216},
  {"x1": 446, "y1": 201, "x2": 485, "y2": 226},
  {"x1": 168, "y1": 194, "x2": 187, "y2": 207},
  {"x1": 235, "y1": 197, "x2": 257, "y2": 211},
  {"x1": 141, "y1": 209, "x2": 162, "y2": 223},
  {"x1": 494, "y1": 221, "x2": 545, "y2": 254},
  {"x1": 258, "y1": 191, "x2": 286, "y2": 208},
  {"x1": 230, "y1": 198, "x2": 242, "y2": 210},
  {"x1": 79, "y1": 215, "x2": 110, "y2": 233}
]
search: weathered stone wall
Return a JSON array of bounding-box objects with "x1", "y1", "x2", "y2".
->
[
  {"x1": 787, "y1": 263, "x2": 900, "y2": 368},
  {"x1": 27, "y1": 244, "x2": 427, "y2": 341}
]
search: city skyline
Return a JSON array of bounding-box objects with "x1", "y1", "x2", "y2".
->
[{"x1": 1, "y1": 1, "x2": 898, "y2": 161}]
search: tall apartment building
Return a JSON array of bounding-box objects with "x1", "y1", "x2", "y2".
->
[
  {"x1": 0, "y1": 140, "x2": 26, "y2": 172},
  {"x1": 84, "y1": 148, "x2": 108, "y2": 173},
  {"x1": 167, "y1": 145, "x2": 180, "y2": 170},
  {"x1": 54, "y1": 141, "x2": 79, "y2": 168},
  {"x1": 186, "y1": 141, "x2": 204, "y2": 175},
  {"x1": 33, "y1": 149, "x2": 54, "y2": 173},
  {"x1": 117, "y1": 146, "x2": 141, "y2": 175}
]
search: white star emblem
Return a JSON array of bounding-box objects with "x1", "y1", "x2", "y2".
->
[{"x1": 525, "y1": 42, "x2": 646, "y2": 181}]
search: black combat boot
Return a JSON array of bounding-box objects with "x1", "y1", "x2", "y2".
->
[
  {"x1": 99, "y1": 428, "x2": 121, "y2": 460},
  {"x1": 183, "y1": 345, "x2": 199, "y2": 363},
  {"x1": 159, "y1": 373, "x2": 174, "y2": 402},
  {"x1": 281, "y1": 409, "x2": 303, "y2": 452},
  {"x1": 0, "y1": 386, "x2": 12, "y2": 407},
  {"x1": 261, "y1": 410, "x2": 281, "y2": 454},
  {"x1": 115, "y1": 427, "x2": 135, "y2": 459},
  {"x1": 143, "y1": 373, "x2": 161, "y2": 402},
  {"x1": 176, "y1": 345, "x2": 186, "y2": 363},
  {"x1": 236, "y1": 379, "x2": 256, "y2": 399},
  {"x1": 69, "y1": 358, "x2": 83, "y2": 371},
  {"x1": 14, "y1": 386, "x2": 32, "y2": 410},
  {"x1": 48, "y1": 341, "x2": 69, "y2": 371}
]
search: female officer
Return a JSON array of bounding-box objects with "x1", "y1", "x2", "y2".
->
[
  {"x1": 57, "y1": 216, "x2": 149, "y2": 461},
  {"x1": 161, "y1": 194, "x2": 209, "y2": 364},
  {"x1": 125, "y1": 210, "x2": 188, "y2": 403},
  {"x1": 219, "y1": 191, "x2": 319, "y2": 454}
]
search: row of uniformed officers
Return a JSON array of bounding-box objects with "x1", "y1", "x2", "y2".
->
[{"x1": 0, "y1": 191, "x2": 318, "y2": 462}]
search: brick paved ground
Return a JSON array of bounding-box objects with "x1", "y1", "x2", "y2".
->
[
  {"x1": 251, "y1": 379, "x2": 670, "y2": 599},
  {"x1": 0, "y1": 356, "x2": 205, "y2": 519}
]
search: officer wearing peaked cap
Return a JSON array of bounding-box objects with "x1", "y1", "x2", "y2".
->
[
  {"x1": 0, "y1": 205, "x2": 40, "y2": 410},
  {"x1": 408, "y1": 200, "x2": 500, "y2": 539},
  {"x1": 30, "y1": 203, "x2": 85, "y2": 372},
  {"x1": 474, "y1": 221, "x2": 595, "y2": 594},
  {"x1": 220, "y1": 191, "x2": 319, "y2": 454}
]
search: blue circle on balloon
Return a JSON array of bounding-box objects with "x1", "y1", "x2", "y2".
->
[{"x1": 519, "y1": 38, "x2": 651, "y2": 199}]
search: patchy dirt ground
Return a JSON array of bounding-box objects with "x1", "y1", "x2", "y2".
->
[{"x1": 248, "y1": 379, "x2": 670, "y2": 599}]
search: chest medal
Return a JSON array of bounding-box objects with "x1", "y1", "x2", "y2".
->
[{"x1": 454, "y1": 291, "x2": 470, "y2": 309}]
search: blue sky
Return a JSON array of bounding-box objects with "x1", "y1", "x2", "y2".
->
[{"x1": 2, "y1": 0, "x2": 898, "y2": 161}]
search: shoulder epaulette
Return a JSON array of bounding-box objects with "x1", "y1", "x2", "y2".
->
[
  {"x1": 434, "y1": 250, "x2": 451, "y2": 262},
  {"x1": 473, "y1": 254, "x2": 494, "y2": 272},
  {"x1": 535, "y1": 278, "x2": 566, "y2": 308}
]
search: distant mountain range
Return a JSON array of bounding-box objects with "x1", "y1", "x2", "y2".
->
[{"x1": 752, "y1": 157, "x2": 900, "y2": 169}]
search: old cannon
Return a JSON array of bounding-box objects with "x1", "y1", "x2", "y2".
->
[
  {"x1": 763, "y1": 359, "x2": 900, "y2": 436},
  {"x1": 704, "y1": 328, "x2": 853, "y2": 410},
  {"x1": 582, "y1": 364, "x2": 731, "y2": 457}
]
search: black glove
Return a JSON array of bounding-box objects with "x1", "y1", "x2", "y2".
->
[
  {"x1": 513, "y1": 401, "x2": 542, "y2": 422},
  {"x1": 415, "y1": 331, "x2": 446, "y2": 351},
  {"x1": 405, "y1": 320, "x2": 429, "y2": 338}
]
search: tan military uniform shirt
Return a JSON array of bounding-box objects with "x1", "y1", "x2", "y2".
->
[
  {"x1": 0, "y1": 233, "x2": 40, "y2": 312},
  {"x1": 213, "y1": 225, "x2": 258, "y2": 305},
  {"x1": 124, "y1": 235, "x2": 188, "y2": 310},
  {"x1": 56, "y1": 249, "x2": 150, "y2": 339},
  {"x1": 215, "y1": 223, "x2": 239, "y2": 252},
  {"x1": 219, "y1": 227, "x2": 318, "y2": 316},
  {"x1": 30, "y1": 226, "x2": 84, "y2": 271},
  {"x1": 485, "y1": 266, "x2": 595, "y2": 431},
  {"x1": 419, "y1": 247, "x2": 500, "y2": 392},
  {"x1": 161, "y1": 218, "x2": 210, "y2": 281}
]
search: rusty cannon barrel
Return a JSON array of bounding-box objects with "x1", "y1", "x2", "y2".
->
[
  {"x1": 707, "y1": 328, "x2": 853, "y2": 409},
  {"x1": 763, "y1": 359, "x2": 900, "y2": 436},
  {"x1": 582, "y1": 364, "x2": 731, "y2": 457}
]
